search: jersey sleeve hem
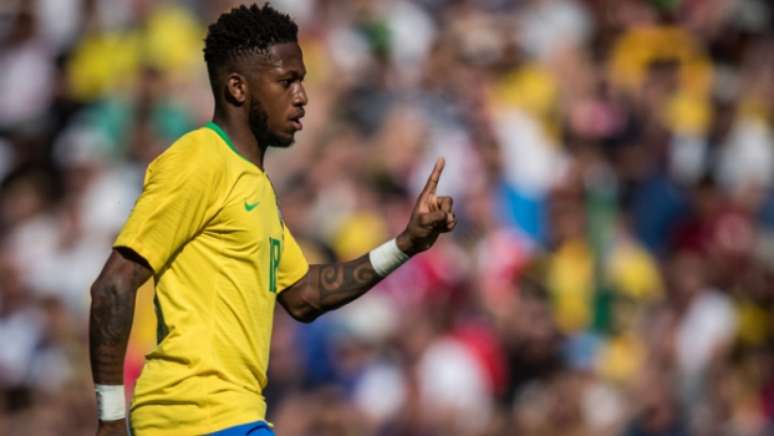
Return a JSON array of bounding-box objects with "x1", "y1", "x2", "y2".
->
[
  {"x1": 112, "y1": 237, "x2": 163, "y2": 275},
  {"x1": 276, "y1": 262, "x2": 310, "y2": 294}
]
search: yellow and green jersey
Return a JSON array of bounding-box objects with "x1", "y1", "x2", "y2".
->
[{"x1": 114, "y1": 122, "x2": 309, "y2": 435}]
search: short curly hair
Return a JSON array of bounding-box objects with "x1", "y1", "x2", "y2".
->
[{"x1": 203, "y1": 3, "x2": 298, "y2": 80}]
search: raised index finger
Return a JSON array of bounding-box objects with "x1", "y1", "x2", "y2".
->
[{"x1": 420, "y1": 157, "x2": 445, "y2": 199}]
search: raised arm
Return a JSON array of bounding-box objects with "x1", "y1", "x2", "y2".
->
[
  {"x1": 89, "y1": 248, "x2": 153, "y2": 435},
  {"x1": 278, "y1": 158, "x2": 456, "y2": 322}
]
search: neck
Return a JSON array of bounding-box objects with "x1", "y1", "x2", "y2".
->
[{"x1": 212, "y1": 110, "x2": 266, "y2": 170}]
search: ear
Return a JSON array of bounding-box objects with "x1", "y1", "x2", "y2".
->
[{"x1": 225, "y1": 72, "x2": 248, "y2": 105}]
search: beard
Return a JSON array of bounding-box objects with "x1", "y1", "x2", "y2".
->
[{"x1": 249, "y1": 98, "x2": 293, "y2": 148}]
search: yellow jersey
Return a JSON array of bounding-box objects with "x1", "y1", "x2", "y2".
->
[{"x1": 114, "y1": 122, "x2": 309, "y2": 435}]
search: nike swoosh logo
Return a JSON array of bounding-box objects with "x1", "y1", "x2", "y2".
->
[{"x1": 244, "y1": 200, "x2": 260, "y2": 212}]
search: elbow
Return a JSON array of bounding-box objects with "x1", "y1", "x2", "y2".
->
[
  {"x1": 288, "y1": 303, "x2": 321, "y2": 324},
  {"x1": 89, "y1": 275, "x2": 133, "y2": 306},
  {"x1": 90, "y1": 276, "x2": 114, "y2": 301},
  {"x1": 280, "y1": 287, "x2": 322, "y2": 324},
  {"x1": 90, "y1": 279, "x2": 108, "y2": 303}
]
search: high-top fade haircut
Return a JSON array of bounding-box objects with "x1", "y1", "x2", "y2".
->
[{"x1": 203, "y1": 3, "x2": 298, "y2": 93}]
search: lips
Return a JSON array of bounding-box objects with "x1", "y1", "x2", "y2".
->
[{"x1": 289, "y1": 110, "x2": 305, "y2": 131}]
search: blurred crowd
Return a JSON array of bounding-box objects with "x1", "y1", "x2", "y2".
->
[{"x1": 1, "y1": 0, "x2": 774, "y2": 434}]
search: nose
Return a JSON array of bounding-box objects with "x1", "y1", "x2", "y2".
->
[{"x1": 293, "y1": 84, "x2": 308, "y2": 107}]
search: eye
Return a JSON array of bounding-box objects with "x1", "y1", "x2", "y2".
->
[{"x1": 280, "y1": 79, "x2": 293, "y2": 88}]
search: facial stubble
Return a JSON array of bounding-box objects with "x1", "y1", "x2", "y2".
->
[{"x1": 249, "y1": 98, "x2": 293, "y2": 149}]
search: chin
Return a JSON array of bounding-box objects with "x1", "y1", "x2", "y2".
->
[
  {"x1": 271, "y1": 133, "x2": 295, "y2": 148},
  {"x1": 257, "y1": 128, "x2": 295, "y2": 148},
  {"x1": 272, "y1": 140, "x2": 294, "y2": 149}
]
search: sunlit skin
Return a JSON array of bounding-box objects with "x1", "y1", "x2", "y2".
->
[{"x1": 212, "y1": 42, "x2": 308, "y2": 169}]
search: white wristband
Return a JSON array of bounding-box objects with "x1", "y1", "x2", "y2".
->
[
  {"x1": 369, "y1": 239, "x2": 410, "y2": 277},
  {"x1": 96, "y1": 384, "x2": 126, "y2": 421}
]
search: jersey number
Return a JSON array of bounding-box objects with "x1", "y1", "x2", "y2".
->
[{"x1": 269, "y1": 237, "x2": 281, "y2": 293}]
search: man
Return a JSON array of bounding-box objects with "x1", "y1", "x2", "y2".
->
[{"x1": 89, "y1": 3, "x2": 455, "y2": 435}]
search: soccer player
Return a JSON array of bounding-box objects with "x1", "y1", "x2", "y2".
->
[{"x1": 89, "y1": 3, "x2": 455, "y2": 435}]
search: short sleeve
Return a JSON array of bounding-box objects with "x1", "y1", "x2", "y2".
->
[
  {"x1": 114, "y1": 141, "x2": 222, "y2": 273},
  {"x1": 276, "y1": 225, "x2": 309, "y2": 292}
]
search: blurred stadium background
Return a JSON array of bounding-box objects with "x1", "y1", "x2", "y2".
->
[{"x1": 1, "y1": 0, "x2": 774, "y2": 434}]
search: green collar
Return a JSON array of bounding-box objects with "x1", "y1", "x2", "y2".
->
[{"x1": 205, "y1": 121, "x2": 257, "y2": 167}]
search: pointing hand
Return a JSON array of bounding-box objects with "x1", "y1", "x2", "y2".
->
[{"x1": 396, "y1": 158, "x2": 456, "y2": 256}]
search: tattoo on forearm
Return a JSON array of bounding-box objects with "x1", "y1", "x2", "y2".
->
[
  {"x1": 320, "y1": 264, "x2": 344, "y2": 290},
  {"x1": 311, "y1": 254, "x2": 380, "y2": 313},
  {"x1": 89, "y1": 252, "x2": 149, "y2": 385},
  {"x1": 89, "y1": 283, "x2": 136, "y2": 384}
]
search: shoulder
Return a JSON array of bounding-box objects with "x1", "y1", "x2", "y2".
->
[
  {"x1": 158, "y1": 127, "x2": 227, "y2": 163},
  {"x1": 150, "y1": 127, "x2": 227, "y2": 171},
  {"x1": 145, "y1": 127, "x2": 228, "y2": 185}
]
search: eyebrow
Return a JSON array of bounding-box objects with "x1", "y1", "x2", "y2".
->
[{"x1": 277, "y1": 69, "x2": 306, "y2": 79}]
